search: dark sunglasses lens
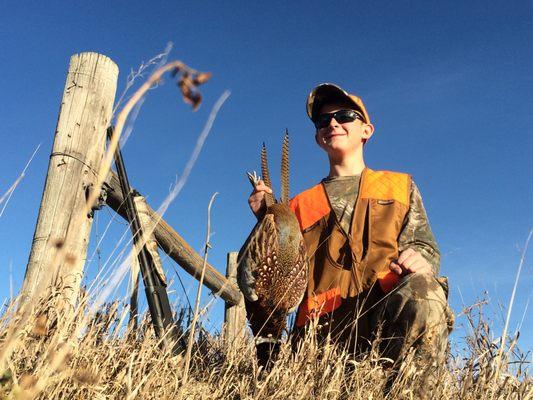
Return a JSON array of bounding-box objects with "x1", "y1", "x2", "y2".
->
[
  {"x1": 315, "y1": 115, "x2": 332, "y2": 129},
  {"x1": 315, "y1": 110, "x2": 361, "y2": 129},
  {"x1": 335, "y1": 110, "x2": 357, "y2": 123}
]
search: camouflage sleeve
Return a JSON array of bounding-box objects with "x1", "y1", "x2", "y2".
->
[{"x1": 398, "y1": 181, "x2": 441, "y2": 275}]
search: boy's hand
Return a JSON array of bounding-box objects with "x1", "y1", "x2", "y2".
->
[
  {"x1": 389, "y1": 248, "x2": 432, "y2": 276},
  {"x1": 248, "y1": 179, "x2": 273, "y2": 218}
]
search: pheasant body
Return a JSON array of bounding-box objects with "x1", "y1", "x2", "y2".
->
[{"x1": 237, "y1": 132, "x2": 309, "y2": 354}]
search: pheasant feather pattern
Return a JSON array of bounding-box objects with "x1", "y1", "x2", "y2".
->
[{"x1": 238, "y1": 131, "x2": 309, "y2": 343}]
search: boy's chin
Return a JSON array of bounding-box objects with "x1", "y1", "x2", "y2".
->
[{"x1": 325, "y1": 145, "x2": 358, "y2": 156}]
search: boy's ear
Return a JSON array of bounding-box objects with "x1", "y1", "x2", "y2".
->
[
  {"x1": 362, "y1": 123, "x2": 375, "y2": 140},
  {"x1": 315, "y1": 132, "x2": 326, "y2": 149}
]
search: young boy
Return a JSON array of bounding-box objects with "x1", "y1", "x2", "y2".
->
[{"x1": 248, "y1": 83, "x2": 453, "y2": 378}]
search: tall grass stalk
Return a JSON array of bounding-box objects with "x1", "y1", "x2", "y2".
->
[{"x1": 182, "y1": 192, "x2": 218, "y2": 387}]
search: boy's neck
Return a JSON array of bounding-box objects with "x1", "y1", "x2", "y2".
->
[{"x1": 327, "y1": 154, "x2": 366, "y2": 177}]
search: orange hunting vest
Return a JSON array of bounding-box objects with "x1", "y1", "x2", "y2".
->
[{"x1": 289, "y1": 168, "x2": 411, "y2": 328}]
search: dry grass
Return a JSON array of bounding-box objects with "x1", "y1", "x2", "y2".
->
[{"x1": 0, "y1": 290, "x2": 530, "y2": 400}]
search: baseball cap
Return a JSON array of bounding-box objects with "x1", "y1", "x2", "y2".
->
[{"x1": 306, "y1": 83, "x2": 370, "y2": 124}]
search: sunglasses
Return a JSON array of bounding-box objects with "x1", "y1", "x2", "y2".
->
[{"x1": 314, "y1": 109, "x2": 364, "y2": 129}]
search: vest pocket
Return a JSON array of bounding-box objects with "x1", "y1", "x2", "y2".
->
[
  {"x1": 377, "y1": 199, "x2": 395, "y2": 205},
  {"x1": 369, "y1": 198, "x2": 405, "y2": 237},
  {"x1": 364, "y1": 198, "x2": 407, "y2": 291}
]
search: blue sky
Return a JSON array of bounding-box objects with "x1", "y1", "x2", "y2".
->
[{"x1": 0, "y1": 1, "x2": 531, "y2": 352}]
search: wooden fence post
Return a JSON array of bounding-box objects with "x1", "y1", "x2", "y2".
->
[
  {"x1": 223, "y1": 252, "x2": 247, "y2": 353},
  {"x1": 22, "y1": 52, "x2": 118, "y2": 307}
]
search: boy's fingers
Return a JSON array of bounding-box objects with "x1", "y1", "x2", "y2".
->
[
  {"x1": 389, "y1": 261, "x2": 403, "y2": 275},
  {"x1": 409, "y1": 259, "x2": 432, "y2": 275},
  {"x1": 404, "y1": 258, "x2": 423, "y2": 272},
  {"x1": 397, "y1": 248, "x2": 415, "y2": 265},
  {"x1": 400, "y1": 252, "x2": 419, "y2": 269}
]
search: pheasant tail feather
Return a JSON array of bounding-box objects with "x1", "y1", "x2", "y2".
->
[
  {"x1": 261, "y1": 142, "x2": 275, "y2": 206},
  {"x1": 280, "y1": 129, "x2": 290, "y2": 204}
]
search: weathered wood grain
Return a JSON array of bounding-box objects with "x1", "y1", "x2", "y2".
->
[
  {"x1": 22, "y1": 53, "x2": 118, "y2": 306},
  {"x1": 223, "y1": 252, "x2": 247, "y2": 352}
]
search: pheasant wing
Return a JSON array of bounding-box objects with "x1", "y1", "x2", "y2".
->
[
  {"x1": 237, "y1": 214, "x2": 278, "y2": 303},
  {"x1": 286, "y1": 236, "x2": 309, "y2": 313}
]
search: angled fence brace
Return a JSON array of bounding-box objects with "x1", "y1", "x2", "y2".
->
[
  {"x1": 105, "y1": 171, "x2": 242, "y2": 306},
  {"x1": 130, "y1": 195, "x2": 169, "y2": 330},
  {"x1": 107, "y1": 126, "x2": 178, "y2": 350}
]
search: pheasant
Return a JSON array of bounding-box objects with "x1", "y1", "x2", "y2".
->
[{"x1": 237, "y1": 131, "x2": 309, "y2": 367}]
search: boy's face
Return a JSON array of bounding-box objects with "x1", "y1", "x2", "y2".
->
[{"x1": 314, "y1": 102, "x2": 374, "y2": 159}]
